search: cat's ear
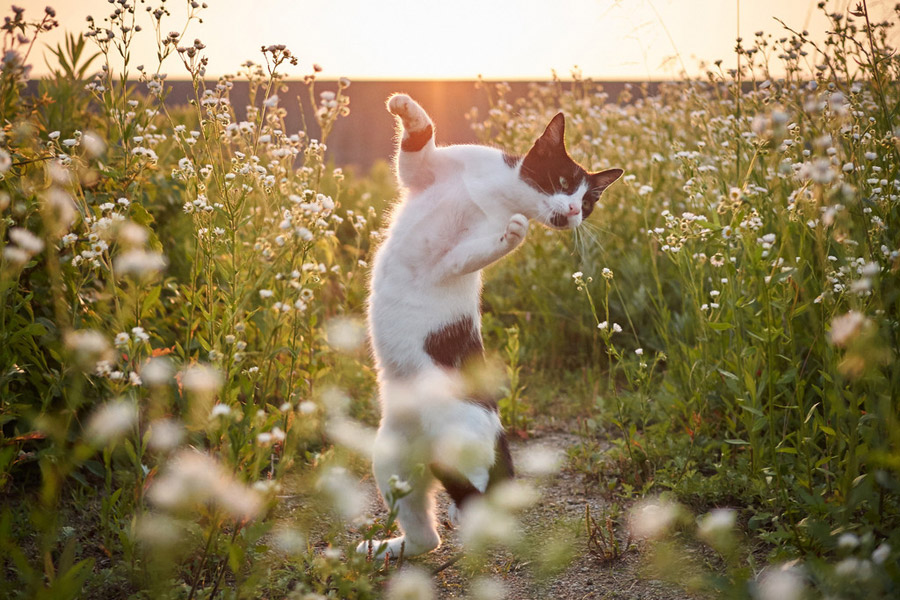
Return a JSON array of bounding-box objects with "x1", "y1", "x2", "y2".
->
[
  {"x1": 528, "y1": 113, "x2": 566, "y2": 156},
  {"x1": 589, "y1": 168, "x2": 624, "y2": 194}
]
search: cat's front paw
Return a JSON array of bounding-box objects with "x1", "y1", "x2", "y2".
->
[
  {"x1": 388, "y1": 93, "x2": 413, "y2": 117},
  {"x1": 501, "y1": 213, "x2": 528, "y2": 248},
  {"x1": 387, "y1": 94, "x2": 429, "y2": 131}
]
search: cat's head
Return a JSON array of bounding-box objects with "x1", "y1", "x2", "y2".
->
[{"x1": 517, "y1": 113, "x2": 622, "y2": 230}]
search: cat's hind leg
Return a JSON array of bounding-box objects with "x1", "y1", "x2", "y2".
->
[
  {"x1": 434, "y1": 429, "x2": 515, "y2": 527},
  {"x1": 356, "y1": 425, "x2": 441, "y2": 560},
  {"x1": 387, "y1": 94, "x2": 435, "y2": 190}
]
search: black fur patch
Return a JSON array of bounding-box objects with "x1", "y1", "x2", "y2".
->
[
  {"x1": 582, "y1": 187, "x2": 601, "y2": 219},
  {"x1": 502, "y1": 152, "x2": 520, "y2": 168},
  {"x1": 430, "y1": 431, "x2": 515, "y2": 508},
  {"x1": 521, "y1": 145, "x2": 585, "y2": 197},
  {"x1": 489, "y1": 431, "x2": 515, "y2": 485},
  {"x1": 424, "y1": 316, "x2": 484, "y2": 369},
  {"x1": 583, "y1": 169, "x2": 624, "y2": 218},
  {"x1": 401, "y1": 124, "x2": 433, "y2": 152},
  {"x1": 430, "y1": 463, "x2": 481, "y2": 508},
  {"x1": 519, "y1": 114, "x2": 624, "y2": 222},
  {"x1": 466, "y1": 391, "x2": 498, "y2": 412}
]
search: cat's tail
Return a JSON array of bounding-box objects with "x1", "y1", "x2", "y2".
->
[{"x1": 387, "y1": 94, "x2": 434, "y2": 153}]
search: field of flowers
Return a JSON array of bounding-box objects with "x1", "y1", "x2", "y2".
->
[{"x1": 0, "y1": 1, "x2": 898, "y2": 599}]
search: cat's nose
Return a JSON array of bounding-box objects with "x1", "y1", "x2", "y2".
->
[{"x1": 566, "y1": 203, "x2": 580, "y2": 216}]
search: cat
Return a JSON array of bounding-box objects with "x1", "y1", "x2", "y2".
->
[{"x1": 359, "y1": 94, "x2": 622, "y2": 559}]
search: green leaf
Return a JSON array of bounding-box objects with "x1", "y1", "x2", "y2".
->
[
  {"x1": 725, "y1": 438, "x2": 750, "y2": 445},
  {"x1": 804, "y1": 402, "x2": 820, "y2": 424}
]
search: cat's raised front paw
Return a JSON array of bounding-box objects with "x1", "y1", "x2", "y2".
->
[
  {"x1": 388, "y1": 94, "x2": 429, "y2": 131},
  {"x1": 501, "y1": 213, "x2": 528, "y2": 247},
  {"x1": 388, "y1": 93, "x2": 413, "y2": 117}
]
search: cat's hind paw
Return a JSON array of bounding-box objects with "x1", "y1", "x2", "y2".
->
[
  {"x1": 501, "y1": 213, "x2": 528, "y2": 248},
  {"x1": 356, "y1": 535, "x2": 437, "y2": 560}
]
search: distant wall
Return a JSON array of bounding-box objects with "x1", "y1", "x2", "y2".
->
[
  {"x1": 160, "y1": 80, "x2": 648, "y2": 172},
  {"x1": 29, "y1": 79, "x2": 649, "y2": 172}
]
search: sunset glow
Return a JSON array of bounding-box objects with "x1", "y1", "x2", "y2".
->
[{"x1": 13, "y1": 0, "x2": 885, "y2": 80}]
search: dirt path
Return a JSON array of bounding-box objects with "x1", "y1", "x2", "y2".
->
[{"x1": 357, "y1": 427, "x2": 697, "y2": 600}]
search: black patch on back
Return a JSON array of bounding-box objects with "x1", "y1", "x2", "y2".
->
[
  {"x1": 466, "y1": 391, "x2": 498, "y2": 412},
  {"x1": 401, "y1": 124, "x2": 433, "y2": 152},
  {"x1": 424, "y1": 316, "x2": 483, "y2": 369},
  {"x1": 430, "y1": 463, "x2": 481, "y2": 508},
  {"x1": 489, "y1": 430, "x2": 515, "y2": 485},
  {"x1": 430, "y1": 431, "x2": 515, "y2": 509},
  {"x1": 502, "y1": 152, "x2": 520, "y2": 168}
]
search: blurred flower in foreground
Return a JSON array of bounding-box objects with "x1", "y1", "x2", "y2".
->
[
  {"x1": 87, "y1": 399, "x2": 138, "y2": 444},
  {"x1": 872, "y1": 542, "x2": 891, "y2": 565},
  {"x1": 316, "y1": 465, "x2": 365, "y2": 520},
  {"x1": 325, "y1": 316, "x2": 366, "y2": 353},
  {"x1": 697, "y1": 508, "x2": 737, "y2": 550},
  {"x1": 181, "y1": 363, "x2": 223, "y2": 395},
  {"x1": 114, "y1": 249, "x2": 167, "y2": 278},
  {"x1": 147, "y1": 418, "x2": 184, "y2": 452},
  {"x1": 148, "y1": 449, "x2": 263, "y2": 521},
  {"x1": 135, "y1": 513, "x2": 182, "y2": 549},
  {"x1": 386, "y1": 566, "x2": 434, "y2": 600},
  {"x1": 470, "y1": 576, "x2": 507, "y2": 600},
  {"x1": 518, "y1": 444, "x2": 563, "y2": 476},
  {"x1": 271, "y1": 526, "x2": 306, "y2": 556},
  {"x1": 698, "y1": 508, "x2": 736, "y2": 538},
  {"x1": 142, "y1": 357, "x2": 173, "y2": 386},
  {"x1": 459, "y1": 490, "x2": 523, "y2": 550},
  {"x1": 757, "y1": 563, "x2": 805, "y2": 600},
  {"x1": 8, "y1": 227, "x2": 44, "y2": 255},
  {"x1": 627, "y1": 498, "x2": 682, "y2": 540},
  {"x1": 829, "y1": 311, "x2": 867, "y2": 347},
  {"x1": 65, "y1": 329, "x2": 113, "y2": 370},
  {"x1": 326, "y1": 416, "x2": 375, "y2": 458}
]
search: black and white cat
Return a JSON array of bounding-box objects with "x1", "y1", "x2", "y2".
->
[{"x1": 360, "y1": 94, "x2": 622, "y2": 558}]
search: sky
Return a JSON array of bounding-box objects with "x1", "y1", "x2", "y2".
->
[{"x1": 11, "y1": 0, "x2": 894, "y2": 80}]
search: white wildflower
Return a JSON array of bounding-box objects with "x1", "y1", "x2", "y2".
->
[
  {"x1": 114, "y1": 249, "x2": 167, "y2": 277},
  {"x1": 147, "y1": 418, "x2": 184, "y2": 452},
  {"x1": 386, "y1": 567, "x2": 434, "y2": 600},
  {"x1": 628, "y1": 498, "x2": 680, "y2": 540},
  {"x1": 317, "y1": 465, "x2": 366, "y2": 520},
  {"x1": 518, "y1": 444, "x2": 563, "y2": 476},
  {"x1": 829, "y1": 311, "x2": 867, "y2": 347},
  {"x1": 872, "y1": 543, "x2": 890, "y2": 565},
  {"x1": 181, "y1": 364, "x2": 223, "y2": 395},
  {"x1": 210, "y1": 404, "x2": 231, "y2": 418},
  {"x1": 86, "y1": 400, "x2": 138, "y2": 444},
  {"x1": 698, "y1": 508, "x2": 737, "y2": 540},
  {"x1": 757, "y1": 565, "x2": 805, "y2": 600},
  {"x1": 325, "y1": 317, "x2": 366, "y2": 352},
  {"x1": 142, "y1": 357, "x2": 173, "y2": 386},
  {"x1": 8, "y1": 228, "x2": 44, "y2": 254}
]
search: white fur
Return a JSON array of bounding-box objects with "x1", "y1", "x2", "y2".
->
[{"x1": 359, "y1": 95, "x2": 585, "y2": 559}]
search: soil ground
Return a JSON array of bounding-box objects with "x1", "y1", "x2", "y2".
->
[{"x1": 353, "y1": 427, "x2": 699, "y2": 600}]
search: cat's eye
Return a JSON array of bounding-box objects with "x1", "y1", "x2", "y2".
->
[{"x1": 558, "y1": 176, "x2": 569, "y2": 189}]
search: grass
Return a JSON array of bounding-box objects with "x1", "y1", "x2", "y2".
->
[{"x1": 0, "y1": 1, "x2": 899, "y2": 599}]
